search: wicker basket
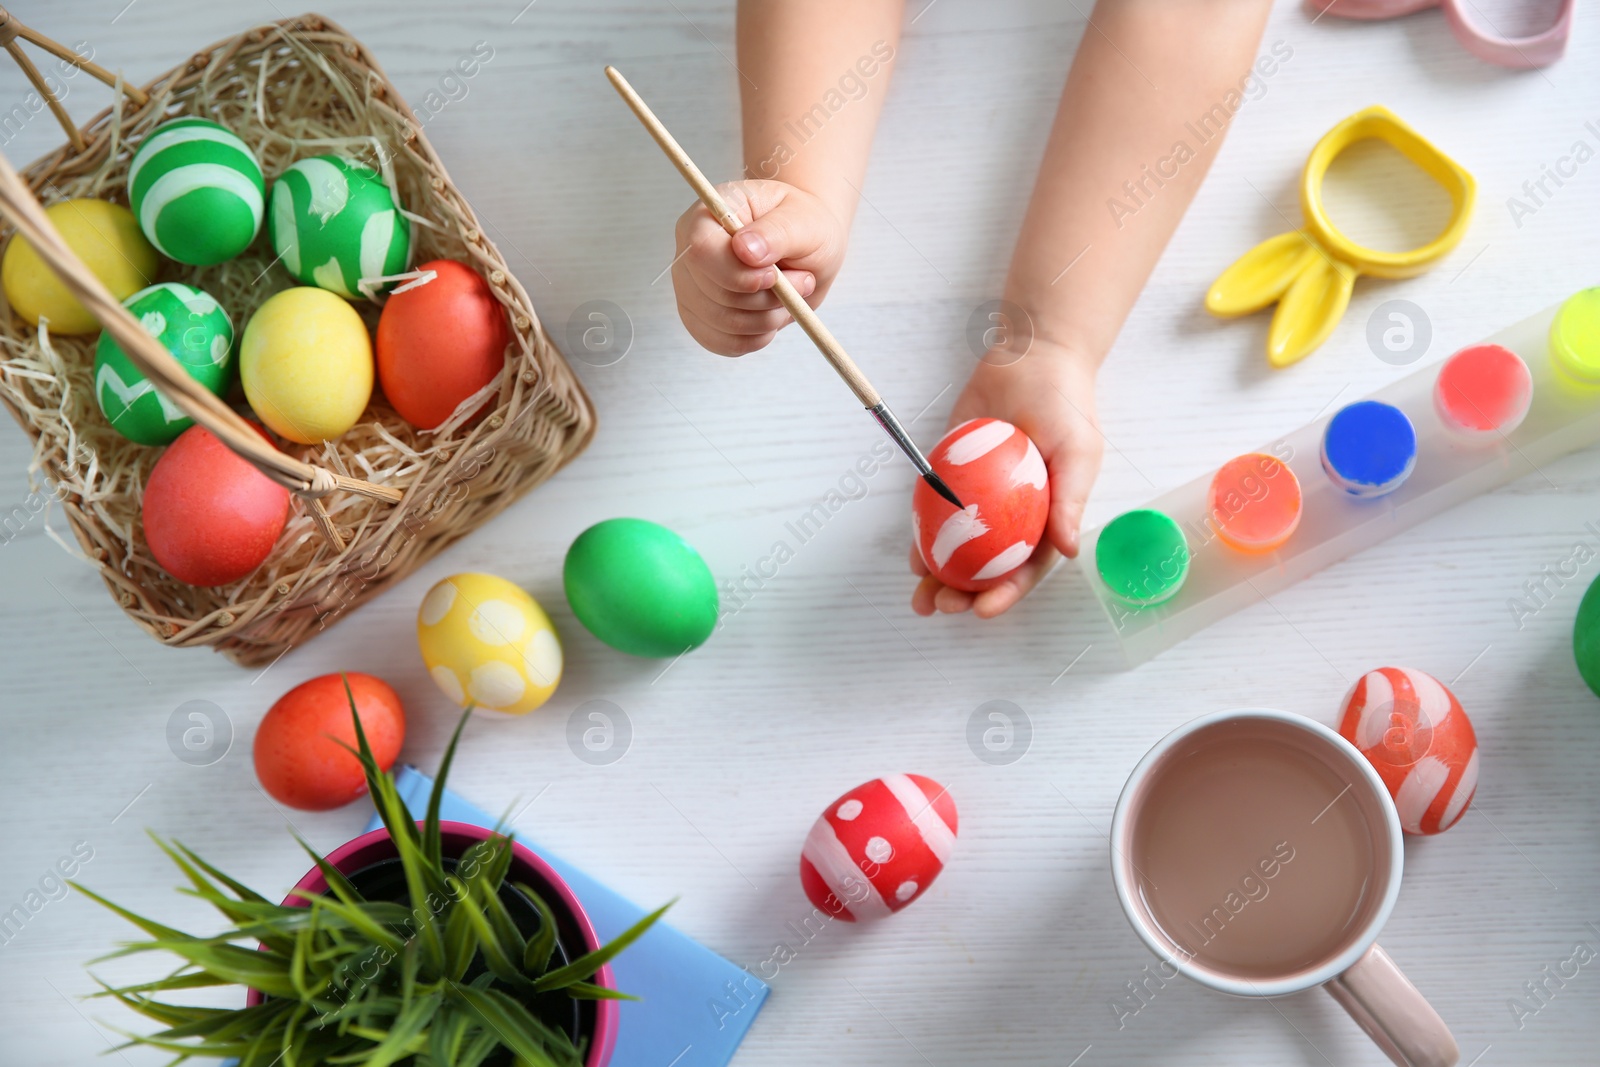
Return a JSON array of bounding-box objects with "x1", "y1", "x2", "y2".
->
[{"x1": 0, "y1": 12, "x2": 595, "y2": 666}]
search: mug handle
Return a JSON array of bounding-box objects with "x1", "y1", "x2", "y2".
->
[{"x1": 1324, "y1": 943, "x2": 1459, "y2": 1067}]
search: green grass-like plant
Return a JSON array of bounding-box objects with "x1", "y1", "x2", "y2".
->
[{"x1": 75, "y1": 685, "x2": 668, "y2": 1066}]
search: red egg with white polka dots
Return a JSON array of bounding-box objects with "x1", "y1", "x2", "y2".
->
[
  {"x1": 913, "y1": 418, "x2": 1049, "y2": 591},
  {"x1": 799, "y1": 774, "x2": 958, "y2": 921},
  {"x1": 1338, "y1": 666, "x2": 1479, "y2": 835}
]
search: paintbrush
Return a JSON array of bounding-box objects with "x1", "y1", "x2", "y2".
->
[{"x1": 605, "y1": 65, "x2": 964, "y2": 510}]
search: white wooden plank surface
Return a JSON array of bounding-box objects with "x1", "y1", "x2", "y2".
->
[{"x1": 1, "y1": 1, "x2": 1597, "y2": 1064}]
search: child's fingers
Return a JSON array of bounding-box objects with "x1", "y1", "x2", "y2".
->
[
  {"x1": 1044, "y1": 429, "x2": 1105, "y2": 559},
  {"x1": 678, "y1": 210, "x2": 774, "y2": 294},
  {"x1": 911, "y1": 544, "x2": 1059, "y2": 618},
  {"x1": 728, "y1": 193, "x2": 837, "y2": 272},
  {"x1": 686, "y1": 265, "x2": 814, "y2": 311},
  {"x1": 693, "y1": 248, "x2": 816, "y2": 299},
  {"x1": 680, "y1": 196, "x2": 826, "y2": 295},
  {"x1": 686, "y1": 273, "x2": 781, "y2": 312},
  {"x1": 911, "y1": 574, "x2": 942, "y2": 616},
  {"x1": 934, "y1": 584, "x2": 976, "y2": 614},
  {"x1": 778, "y1": 268, "x2": 818, "y2": 302},
  {"x1": 687, "y1": 297, "x2": 793, "y2": 339},
  {"x1": 972, "y1": 542, "x2": 1061, "y2": 619},
  {"x1": 678, "y1": 305, "x2": 778, "y2": 357}
]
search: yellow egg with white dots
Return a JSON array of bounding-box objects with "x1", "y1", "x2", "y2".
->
[{"x1": 417, "y1": 572, "x2": 563, "y2": 716}]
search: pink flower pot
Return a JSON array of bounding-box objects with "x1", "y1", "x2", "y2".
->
[{"x1": 247, "y1": 820, "x2": 618, "y2": 1067}]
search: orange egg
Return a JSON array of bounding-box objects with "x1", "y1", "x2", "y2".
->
[
  {"x1": 141, "y1": 424, "x2": 289, "y2": 587},
  {"x1": 254, "y1": 673, "x2": 405, "y2": 811},
  {"x1": 376, "y1": 259, "x2": 509, "y2": 429}
]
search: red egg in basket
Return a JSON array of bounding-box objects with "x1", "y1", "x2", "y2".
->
[
  {"x1": 141, "y1": 423, "x2": 290, "y2": 587},
  {"x1": 912, "y1": 418, "x2": 1049, "y2": 591},
  {"x1": 376, "y1": 259, "x2": 510, "y2": 430},
  {"x1": 1338, "y1": 666, "x2": 1479, "y2": 835}
]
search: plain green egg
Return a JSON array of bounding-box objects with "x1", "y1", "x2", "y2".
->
[{"x1": 563, "y1": 518, "x2": 718, "y2": 658}]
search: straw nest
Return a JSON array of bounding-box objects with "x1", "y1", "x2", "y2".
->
[{"x1": 0, "y1": 13, "x2": 595, "y2": 666}]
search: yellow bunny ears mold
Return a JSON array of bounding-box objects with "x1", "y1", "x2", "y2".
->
[{"x1": 1206, "y1": 106, "x2": 1475, "y2": 369}]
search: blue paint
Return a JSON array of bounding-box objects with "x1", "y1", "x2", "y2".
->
[{"x1": 1321, "y1": 400, "x2": 1417, "y2": 498}]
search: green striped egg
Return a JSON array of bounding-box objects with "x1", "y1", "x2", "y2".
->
[
  {"x1": 129, "y1": 118, "x2": 264, "y2": 266},
  {"x1": 94, "y1": 283, "x2": 235, "y2": 445},
  {"x1": 269, "y1": 155, "x2": 410, "y2": 301}
]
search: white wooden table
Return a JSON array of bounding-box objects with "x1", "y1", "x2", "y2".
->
[{"x1": 2, "y1": 2, "x2": 1597, "y2": 1064}]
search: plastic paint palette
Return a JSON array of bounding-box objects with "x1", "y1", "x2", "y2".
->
[
  {"x1": 1434, "y1": 343, "x2": 1532, "y2": 438},
  {"x1": 1079, "y1": 291, "x2": 1600, "y2": 664},
  {"x1": 1208, "y1": 453, "x2": 1302, "y2": 554},
  {"x1": 1095, "y1": 508, "x2": 1189, "y2": 606},
  {"x1": 1321, "y1": 400, "x2": 1417, "y2": 497}
]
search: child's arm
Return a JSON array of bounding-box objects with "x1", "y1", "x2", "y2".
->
[
  {"x1": 672, "y1": 0, "x2": 903, "y2": 356},
  {"x1": 913, "y1": 0, "x2": 1275, "y2": 618}
]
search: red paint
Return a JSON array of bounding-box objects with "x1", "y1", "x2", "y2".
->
[
  {"x1": 253, "y1": 672, "x2": 405, "y2": 811},
  {"x1": 376, "y1": 259, "x2": 510, "y2": 429},
  {"x1": 141, "y1": 423, "x2": 289, "y2": 586},
  {"x1": 912, "y1": 418, "x2": 1049, "y2": 591},
  {"x1": 1434, "y1": 343, "x2": 1532, "y2": 436}
]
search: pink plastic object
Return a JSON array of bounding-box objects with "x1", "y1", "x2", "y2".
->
[
  {"x1": 1306, "y1": 0, "x2": 1574, "y2": 68},
  {"x1": 247, "y1": 821, "x2": 620, "y2": 1067}
]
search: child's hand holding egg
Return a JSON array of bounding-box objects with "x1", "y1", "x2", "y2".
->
[{"x1": 910, "y1": 350, "x2": 1104, "y2": 619}]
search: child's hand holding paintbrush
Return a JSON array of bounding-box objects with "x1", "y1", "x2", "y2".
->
[{"x1": 664, "y1": 0, "x2": 1273, "y2": 617}]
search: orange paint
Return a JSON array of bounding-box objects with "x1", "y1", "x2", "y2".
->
[{"x1": 1207, "y1": 453, "x2": 1302, "y2": 554}]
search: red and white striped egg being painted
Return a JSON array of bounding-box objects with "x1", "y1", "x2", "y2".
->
[
  {"x1": 799, "y1": 774, "x2": 958, "y2": 921},
  {"x1": 1338, "y1": 666, "x2": 1479, "y2": 835},
  {"x1": 913, "y1": 418, "x2": 1050, "y2": 591}
]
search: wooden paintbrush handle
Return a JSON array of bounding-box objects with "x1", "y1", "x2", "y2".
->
[
  {"x1": 605, "y1": 65, "x2": 882, "y2": 409},
  {"x1": 763, "y1": 273, "x2": 880, "y2": 407}
]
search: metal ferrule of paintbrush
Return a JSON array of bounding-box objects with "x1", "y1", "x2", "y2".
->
[{"x1": 869, "y1": 403, "x2": 963, "y2": 509}]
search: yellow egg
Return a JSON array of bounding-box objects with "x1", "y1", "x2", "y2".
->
[
  {"x1": 417, "y1": 572, "x2": 563, "y2": 716},
  {"x1": 2, "y1": 199, "x2": 158, "y2": 335},
  {"x1": 240, "y1": 286, "x2": 373, "y2": 443}
]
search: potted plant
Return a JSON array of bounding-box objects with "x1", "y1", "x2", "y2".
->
[{"x1": 75, "y1": 688, "x2": 667, "y2": 1066}]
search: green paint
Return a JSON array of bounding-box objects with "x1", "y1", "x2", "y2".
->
[
  {"x1": 1095, "y1": 508, "x2": 1189, "y2": 607},
  {"x1": 1573, "y1": 572, "x2": 1600, "y2": 699},
  {"x1": 564, "y1": 518, "x2": 719, "y2": 658}
]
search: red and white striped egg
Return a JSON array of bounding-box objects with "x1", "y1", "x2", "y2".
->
[
  {"x1": 799, "y1": 774, "x2": 958, "y2": 921},
  {"x1": 912, "y1": 418, "x2": 1050, "y2": 591},
  {"x1": 1338, "y1": 667, "x2": 1479, "y2": 835}
]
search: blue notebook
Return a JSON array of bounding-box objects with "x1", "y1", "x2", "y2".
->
[
  {"x1": 366, "y1": 766, "x2": 768, "y2": 1067},
  {"x1": 227, "y1": 766, "x2": 767, "y2": 1067}
]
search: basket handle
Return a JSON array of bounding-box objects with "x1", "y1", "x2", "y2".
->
[
  {"x1": 0, "y1": 6, "x2": 149, "y2": 152},
  {"x1": 0, "y1": 148, "x2": 401, "y2": 552}
]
